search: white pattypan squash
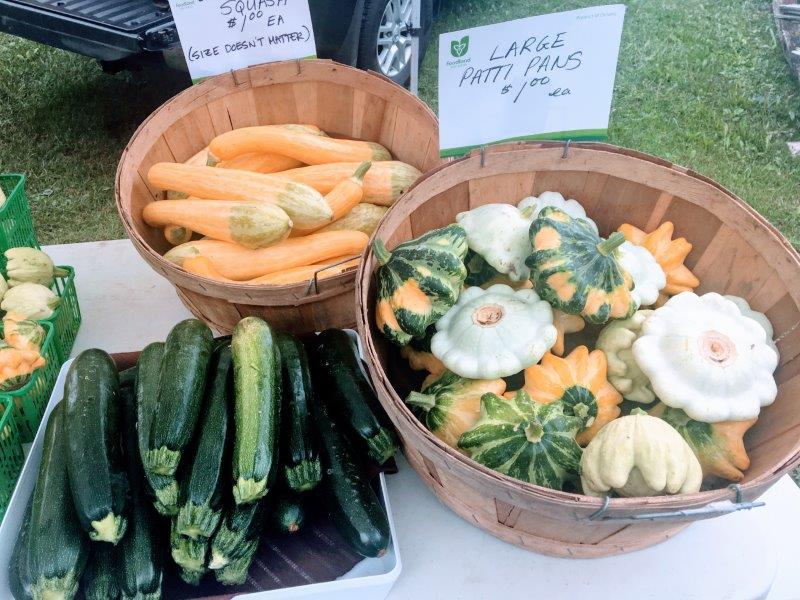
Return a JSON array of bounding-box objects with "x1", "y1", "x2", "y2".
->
[
  {"x1": 724, "y1": 295, "x2": 779, "y2": 359},
  {"x1": 431, "y1": 284, "x2": 557, "y2": 379},
  {"x1": 618, "y1": 242, "x2": 666, "y2": 308},
  {"x1": 596, "y1": 310, "x2": 655, "y2": 404},
  {"x1": 633, "y1": 292, "x2": 778, "y2": 423},
  {"x1": 5, "y1": 247, "x2": 67, "y2": 288},
  {"x1": 1, "y1": 283, "x2": 60, "y2": 320},
  {"x1": 580, "y1": 410, "x2": 702, "y2": 497},
  {"x1": 518, "y1": 191, "x2": 598, "y2": 234},
  {"x1": 456, "y1": 204, "x2": 533, "y2": 281}
]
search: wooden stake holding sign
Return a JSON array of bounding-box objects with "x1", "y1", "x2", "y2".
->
[
  {"x1": 167, "y1": 0, "x2": 317, "y2": 81},
  {"x1": 437, "y1": 4, "x2": 626, "y2": 157}
]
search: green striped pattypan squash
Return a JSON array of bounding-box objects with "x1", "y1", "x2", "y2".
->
[
  {"x1": 456, "y1": 203, "x2": 535, "y2": 282},
  {"x1": 618, "y1": 242, "x2": 665, "y2": 308},
  {"x1": 406, "y1": 370, "x2": 506, "y2": 449},
  {"x1": 633, "y1": 292, "x2": 778, "y2": 423},
  {"x1": 518, "y1": 191, "x2": 598, "y2": 234},
  {"x1": 580, "y1": 409, "x2": 702, "y2": 497},
  {"x1": 374, "y1": 225, "x2": 468, "y2": 346},
  {"x1": 527, "y1": 207, "x2": 636, "y2": 324},
  {"x1": 724, "y1": 295, "x2": 779, "y2": 358},
  {"x1": 458, "y1": 390, "x2": 583, "y2": 490},
  {"x1": 431, "y1": 284, "x2": 557, "y2": 379},
  {"x1": 649, "y1": 403, "x2": 755, "y2": 482},
  {"x1": 596, "y1": 310, "x2": 655, "y2": 404}
]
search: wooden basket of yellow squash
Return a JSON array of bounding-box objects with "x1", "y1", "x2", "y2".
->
[{"x1": 115, "y1": 60, "x2": 438, "y2": 334}]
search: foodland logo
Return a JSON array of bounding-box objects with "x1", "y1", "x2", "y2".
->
[
  {"x1": 446, "y1": 35, "x2": 471, "y2": 67},
  {"x1": 450, "y1": 35, "x2": 469, "y2": 57}
]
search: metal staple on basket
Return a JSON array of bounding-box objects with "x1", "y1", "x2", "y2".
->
[{"x1": 304, "y1": 255, "x2": 360, "y2": 296}]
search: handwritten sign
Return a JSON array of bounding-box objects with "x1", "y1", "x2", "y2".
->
[
  {"x1": 438, "y1": 5, "x2": 626, "y2": 157},
  {"x1": 168, "y1": 0, "x2": 317, "y2": 81}
]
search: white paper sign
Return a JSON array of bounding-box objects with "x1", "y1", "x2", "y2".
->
[
  {"x1": 169, "y1": 0, "x2": 317, "y2": 81},
  {"x1": 438, "y1": 5, "x2": 626, "y2": 157}
]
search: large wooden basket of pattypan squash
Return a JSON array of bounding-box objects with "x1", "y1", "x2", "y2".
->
[
  {"x1": 116, "y1": 59, "x2": 438, "y2": 334},
  {"x1": 355, "y1": 142, "x2": 800, "y2": 558}
]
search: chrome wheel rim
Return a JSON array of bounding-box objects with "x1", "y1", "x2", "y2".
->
[{"x1": 376, "y1": 0, "x2": 413, "y2": 78}]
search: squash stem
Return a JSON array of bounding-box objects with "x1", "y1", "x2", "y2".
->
[
  {"x1": 405, "y1": 391, "x2": 436, "y2": 411},
  {"x1": 372, "y1": 239, "x2": 392, "y2": 266},
  {"x1": 596, "y1": 231, "x2": 626, "y2": 256},
  {"x1": 352, "y1": 161, "x2": 373, "y2": 182}
]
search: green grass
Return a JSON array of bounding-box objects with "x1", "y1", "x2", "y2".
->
[
  {"x1": 420, "y1": 0, "x2": 800, "y2": 248},
  {"x1": 0, "y1": 0, "x2": 798, "y2": 246}
]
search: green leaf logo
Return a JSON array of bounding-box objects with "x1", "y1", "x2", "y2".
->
[{"x1": 450, "y1": 35, "x2": 469, "y2": 58}]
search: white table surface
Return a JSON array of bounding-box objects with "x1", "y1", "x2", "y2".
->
[{"x1": 45, "y1": 239, "x2": 800, "y2": 600}]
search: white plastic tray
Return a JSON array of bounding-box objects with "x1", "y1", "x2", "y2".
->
[{"x1": 0, "y1": 357, "x2": 402, "y2": 600}]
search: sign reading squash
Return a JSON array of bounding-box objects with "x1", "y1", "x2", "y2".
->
[
  {"x1": 437, "y1": 5, "x2": 626, "y2": 157},
  {"x1": 168, "y1": 0, "x2": 317, "y2": 81}
]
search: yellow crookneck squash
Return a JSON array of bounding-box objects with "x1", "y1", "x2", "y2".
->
[
  {"x1": 511, "y1": 346, "x2": 622, "y2": 446},
  {"x1": 649, "y1": 403, "x2": 755, "y2": 482},
  {"x1": 618, "y1": 222, "x2": 700, "y2": 305},
  {"x1": 406, "y1": 370, "x2": 506, "y2": 449}
]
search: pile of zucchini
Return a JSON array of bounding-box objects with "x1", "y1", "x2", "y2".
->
[{"x1": 9, "y1": 317, "x2": 396, "y2": 599}]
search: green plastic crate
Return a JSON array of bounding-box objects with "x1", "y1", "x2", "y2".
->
[
  {"x1": 0, "y1": 175, "x2": 40, "y2": 272},
  {"x1": 44, "y1": 266, "x2": 81, "y2": 362},
  {"x1": 0, "y1": 321, "x2": 59, "y2": 443},
  {"x1": 0, "y1": 397, "x2": 24, "y2": 522}
]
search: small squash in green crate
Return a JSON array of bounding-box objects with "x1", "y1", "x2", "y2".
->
[
  {"x1": 374, "y1": 224, "x2": 468, "y2": 346},
  {"x1": 527, "y1": 207, "x2": 636, "y2": 324},
  {"x1": 0, "y1": 340, "x2": 45, "y2": 392}
]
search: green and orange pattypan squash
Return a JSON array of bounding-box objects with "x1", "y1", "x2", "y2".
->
[
  {"x1": 400, "y1": 328, "x2": 445, "y2": 376},
  {"x1": 513, "y1": 346, "x2": 622, "y2": 446},
  {"x1": 650, "y1": 403, "x2": 755, "y2": 482},
  {"x1": 527, "y1": 207, "x2": 636, "y2": 324},
  {"x1": 406, "y1": 370, "x2": 506, "y2": 449},
  {"x1": 458, "y1": 390, "x2": 583, "y2": 491},
  {"x1": 374, "y1": 225, "x2": 468, "y2": 346}
]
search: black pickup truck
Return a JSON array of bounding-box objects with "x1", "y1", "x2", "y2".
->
[{"x1": 0, "y1": 0, "x2": 437, "y2": 82}]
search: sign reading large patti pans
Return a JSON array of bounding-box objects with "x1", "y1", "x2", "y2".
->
[
  {"x1": 437, "y1": 4, "x2": 626, "y2": 157},
  {"x1": 168, "y1": 0, "x2": 317, "y2": 81}
]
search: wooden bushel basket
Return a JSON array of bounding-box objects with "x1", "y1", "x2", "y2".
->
[
  {"x1": 356, "y1": 142, "x2": 800, "y2": 558},
  {"x1": 115, "y1": 60, "x2": 439, "y2": 334}
]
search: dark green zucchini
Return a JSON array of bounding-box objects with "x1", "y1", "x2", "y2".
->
[
  {"x1": 135, "y1": 342, "x2": 179, "y2": 515},
  {"x1": 9, "y1": 499, "x2": 32, "y2": 600},
  {"x1": 63, "y1": 349, "x2": 128, "y2": 543},
  {"x1": 215, "y1": 548, "x2": 257, "y2": 586},
  {"x1": 176, "y1": 344, "x2": 233, "y2": 539},
  {"x1": 170, "y1": 521, "x2": 207, "y2": 573},
  {"x1": 209, "y1": 498, "x2": 267, "y2": 570},
  {"x1": 277, "y1": 332, "x2": 321, "y2": 493},
  {"x1": 315, "y1": 401, "x2": 391, "y2": 558},
  {"x1": 118, "y1": 365, "x2": 138, "y2": 388},
  {"x1": 83, "y1": 544, "x2": 120, "y2": 600},
  {"x1": 146, "y1": 319, "x2": 213, "y2": 477},
  {"x1": 311, "y1": 330, "x2": 396, "y2": 464},
  {"x1": 24, "y1": 403, "x2": 89, "y2": 599},
  {"x1": 231, "y1": 317, "x2": 281, "y2": 505},
  {"x1": 269, "y1": 487, "x2": 305, "y2": 534},
  {"x1": 120, "y1": 383, "x2": 164, "y2": 600}
]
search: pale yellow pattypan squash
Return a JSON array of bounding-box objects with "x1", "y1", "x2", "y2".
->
[
  {"x1": 456, "y1": 203, "x2": 534, "y2": 282},
  {"x1": 5, "y1": 247, "x2": 67, "y2": 287},
  {"x1": 518, "y1": 191, "x2": 598, "y2": 234},
  {"x1": 1, "y1": 283, "x2": 60, "y2": 320},
  {"x1": 633, "y1": 292, "x2": 778, "y2": 423},
  {"x1": 431, "y1": 284, "x2": 557, "y2": 379},
  {"x1": 580, "y1": 410, "x2": 702, "y2": 497},
  {"x1": 724, "y1": 295, "x2": 779, "y2": 358},
  {"x1": 618, "y1": 242, "x2": 665, "y2": 308},
  {"x1": 596, "y1": 310, "x2": 655, "y2": 404}
]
